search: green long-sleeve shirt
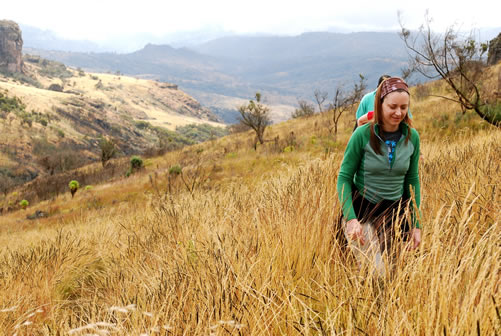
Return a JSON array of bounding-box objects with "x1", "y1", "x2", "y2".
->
[{"x1": 337, "y1": 122, "x2": 421, "y2": 228}]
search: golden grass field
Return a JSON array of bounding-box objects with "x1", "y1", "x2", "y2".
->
[{"x1": 0, "y1": 69, "x2": 500, "y2": 335}]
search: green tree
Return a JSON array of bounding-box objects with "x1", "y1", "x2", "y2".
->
[{"x1": 237, "y1": 92, "x2": 271, "y2": 145}]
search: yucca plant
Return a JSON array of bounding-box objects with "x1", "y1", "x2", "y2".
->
[
  {"x1": 68, "y1": 180, "x2": 80, "y2": 198},
  {"x1": 18, "y1": 199, "x2": 28, "y2": 209}
]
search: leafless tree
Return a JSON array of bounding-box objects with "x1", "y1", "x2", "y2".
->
[
  {"x1": 328, "y1": 74, "x2": 367, "y2": 137},
  {"x1": 237, "y1": 92, "x2": 271, "y2": 145},
  {"x1": 291, "y1": 99, "x2": 316, "y2": 118},
  {"x1": 99, "y1": 136, "x2": 117, "y2": 167},
  {"x1": 314, "y1": 89, "x2": 328, "y2": 113},
  {"x1": 176, "y1": 151, "x2": 214, "y2": 198},
  {"x1": 399, "y1": 12, "x2": 499, "y2": 126},
  {"x1": 0, "y1": 174, "x2": 13, "y2": 196}
]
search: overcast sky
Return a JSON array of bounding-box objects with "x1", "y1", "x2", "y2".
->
[{"x1": 2, "y1": 0, "x2": 500, "y2": 41}]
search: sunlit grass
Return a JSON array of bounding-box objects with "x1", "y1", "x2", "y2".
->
[{"x1": 0, "y1": 74, "x2": 500, "y2": 334}]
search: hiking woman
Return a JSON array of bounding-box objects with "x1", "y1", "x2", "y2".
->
[
  {"x1": 354, "y1": 75, "x2": 390, "y2": 130},
  {"x1": 337, "y1": 77, "x2": 421, "y2": 275}
]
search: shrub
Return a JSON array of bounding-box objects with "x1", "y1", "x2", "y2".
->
[
  {"x1": 291, "y1": 99, "x2": 315, "y2": 118},
  {"x1": 95, "y1": 80, "x2": 104, "y2": 89},
  {"x1": 48, "y1": 83, "x2": 63, "y2": 92},
  {"x1": 1, "y1": 69, "x2": 42, "y2": 87},
  {"x1": 169, "y1": 165, "x2": 182, "y2": 176},
  {"x1": 19, "y1": 112, "x2": 33, "y2": 127},
  {"x1": 135, "y1": 120, "x2": 152, "y2": 130},
  {"x1": 19, "y1": 199, "x2": 29, "y2": 209},
  {"x1": 175, "y1": 123, "x2": 229, "y2": 143},
  {"x1": 39, "y1": 59, "x2": 73, "y2": 79},
  {"x1": 0, "y1": 91, "x2": 25, "y2": 113},
  {"x1": 480, "y1": 103, "x2": 501, "y2": 125},
  {"x1": 127, "y1": 156, "x2": 143, "y2": 177},
  {"x1": 130, "y1": 156, "x2": 143, "y2": 170},
  {"x1": 68, "y1": 180, "x2": 80, "y2": 198}
]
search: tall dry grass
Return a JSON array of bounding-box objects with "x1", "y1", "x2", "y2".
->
[{"x1": 0, "y1": 124, "x2": 499, "y2": 335}]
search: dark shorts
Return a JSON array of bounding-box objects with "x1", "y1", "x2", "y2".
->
[{"x1": 350, "y1": 188, "x2": 411, "y2": 235}]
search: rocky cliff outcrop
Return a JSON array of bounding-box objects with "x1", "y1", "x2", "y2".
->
[
  {"x1": 488, "y1": 33, "x2": 501, "y2": 66},
  {"x1": 0, "y1": 20, "x2": 23, "y2": 73}
]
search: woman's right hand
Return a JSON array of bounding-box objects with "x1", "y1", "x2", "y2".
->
[
  {"x1": 346, "y1": 218, "x2": 365, "y2": 245},
  {"x1": 357, "y1": 114, "x2": 368, "y2": 126},
  {"x1": 357, "y1": 111, "x2": 373, "y2": 127}
]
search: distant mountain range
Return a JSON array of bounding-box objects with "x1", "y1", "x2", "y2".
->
[
  {"x1": 19, "y1": 24, "x2": 236, "y2": 53},
  {"x1": 22, "y1": 26, "x2": 501, "y2": 122}
]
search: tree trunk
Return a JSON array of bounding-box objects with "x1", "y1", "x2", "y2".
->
[{"x1": 474, "y1": 106, "x2": 501, "y2": 126}]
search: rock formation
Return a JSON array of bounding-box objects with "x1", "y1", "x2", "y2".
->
[
  {"x1": 0, "y1": 20, "x2": 23, "y2": 73},
  {"x1": 487, "y1": 33, "x2": 501, "y2": 66}
]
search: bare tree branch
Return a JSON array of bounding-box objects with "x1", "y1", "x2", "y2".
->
[
  {"x1": 399, "y1": 13, "x2": 498, "y2": 125},
  {"x1": 314, "y1": 89, "x2": 328, "y2": 113}
]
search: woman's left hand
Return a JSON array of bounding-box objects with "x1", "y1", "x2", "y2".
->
[{"x1": 409, "y1": 228, "x2": 421, "y2": 249}]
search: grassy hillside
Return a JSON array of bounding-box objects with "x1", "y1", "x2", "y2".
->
[
  {"x1": 0, "y1": 56, "x2": 225, "y2": 191},
  {"x1": 0, "y1": 67, "x2": 499, "y2": 334}
]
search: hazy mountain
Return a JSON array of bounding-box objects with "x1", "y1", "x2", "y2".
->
[
  {"x1": 20, "y1": 24, "x2": 107, "y2": 53},
  {"x1": 19, "y1": 24, "x2": 236, "y2": 53},
  {"x1": 25, "y1": 31, "x2": 421, "y2": 122},
  {"x1": 193, "y1": 32, "x2": 405, "y2": 60},
  {"x1": 190, "y1": 32, "x2": 409, "y2": 87},
  {"x1": 154, "y1": 27, "x2": 237, "y2": 48}
]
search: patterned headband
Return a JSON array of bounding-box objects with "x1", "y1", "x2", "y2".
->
[{"x1": 380, "y1": 77, "x2": 409, "y2": 99}]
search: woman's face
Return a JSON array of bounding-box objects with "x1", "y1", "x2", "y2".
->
[{"x1": 381, "y1": 91, "x2": 409, "y2": 131}]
